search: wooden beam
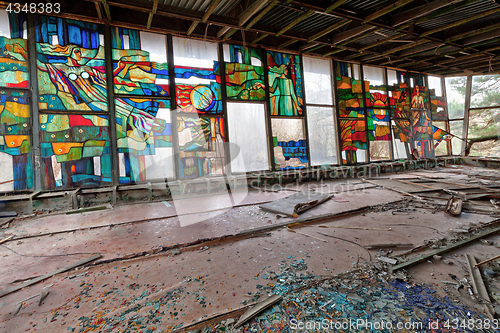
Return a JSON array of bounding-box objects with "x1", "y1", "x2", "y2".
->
[
  {"x1": 278, "y1": 39, "x2": 298, "y2": 48},
  {"x1": 462, "y1": 29, "x2": 500, "y2": 46},
  {"x1": 358, "y1": 32, "x2": 406, "y2": 52},
  {"x1": 218, "y1": 0, "x2": 269, "y2": 39},
  {"x1": 187, "y1": 0, "x2": 223, "y2": 36},
  {"x1": 307, "y1": 18, "x2": 351, "y2": 43},
  {"x1": 337, "y1": 27, "x2": 382, "y2": 47},
  {"x1": 187, "y1": 21, "x2": 200, "y2": 36},
  {"x1": 392, "y1": 0, "x2": 463, "y2": 27},
  {"x1": 381, "y1": 39, "x2": 429, "y2": 56},
  {"x1": 363, "y1": 0, "x2": 415, "y2": 24},
  {"x1": 322, "y1": 48, "x2": 344, "y2": 57},
  {"x1": 0, "y1": 254, "x2": 102, "y2": 299},
  {"x1": 239, "y1": 0, "x2": 269, "y2": 26},
  {"x1": 299, "y1": 42, "x2": 320, "y2": 50},
  {"x1": 146, "y1": 0, "x2": 158, "y2": 29},
  {"x1": 420, "y1": 7, "x2": 500, "y2": 38},
  {"x1": 245, "y1": 0, "x2": 281, "y2": 31},
  {"x1": 466, "y1": 254, "x2": 495, "y2": 320},
  {"x1": 324, "y1": 0, "x2": 350, "y2": 13},
  {"x1": 391, "y1": 223, "x2": 500, "y2": 272},
  {"x1": 250, "y1": 33, "x2": 268, "y2": 45},
  {"x1": 276, "y1": 9, "x2": 315, "y2": 37},
  {"x1": 398, "y1": 41, "x2": 443, "y2": 57},
  {"x1": 445, "y1": 23, "x2": 500, "y2": 43},
  {"x1": 302, "y1": 44, "x2": 325, "y2": 54},
  {"x1": 101, "y1": 0, "x2": 111, "y2": 21},
  {"x1": 94, "y1": 2, "x2": 103, "y2": 19},
  {"x1": 331, "y1": 25, "x2": 375, "y2": 45}
]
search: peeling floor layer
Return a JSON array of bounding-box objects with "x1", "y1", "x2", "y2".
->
[{"x1": 0, "y1": 166, "x2": 500, "y2": 332}]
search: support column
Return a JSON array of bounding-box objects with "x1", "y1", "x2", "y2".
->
[
  {"x1": 166, "y1": 34, "x2": 181, "y2": 180},
  {"x1": 462, "y1": 75, "x2": 472, "y2": 156},
  {"x1": 103, "y1": 24, "x2": 120, "y2": 186}
]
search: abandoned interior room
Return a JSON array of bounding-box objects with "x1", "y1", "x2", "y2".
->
[{"x1": 1, "y1": 0, "x2": 500, "y2": 331}]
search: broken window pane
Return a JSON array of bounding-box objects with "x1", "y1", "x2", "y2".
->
[
  {"x1": 271, "y1": 118, "x2": 308, "y2": 170},
  {"x1": 303, "y1": 57, "x2": 333, "y2": 105}
]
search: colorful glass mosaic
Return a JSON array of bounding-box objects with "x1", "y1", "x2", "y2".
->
[{"x1": 267, "y1": 51, "x2": 303, "y2": 116}]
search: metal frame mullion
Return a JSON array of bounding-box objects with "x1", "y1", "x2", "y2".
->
[
  {"x1": 166, "y1": 34, "x2": 180, "y2": 180},
  {"x1": 103, "y1": 24, "x2": 120, "y2": 186},
  {"x1": 262, "y1": 48, "x2": 276, "y2": 172},
  {"x1": 27, "y1": 14, "x2": 42, "y2": 191}
]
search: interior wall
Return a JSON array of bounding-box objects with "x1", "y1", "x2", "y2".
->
[{"x1": 0, "y1": 12, "x2": 448, "y2": 194}]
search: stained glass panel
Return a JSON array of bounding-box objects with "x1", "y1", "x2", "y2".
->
[
  {"x1": 224, "y1": 45, "x2": 264, "y2": 101},
  {"x1": 271, "y1": 118, "x2": 307, "y2": 170},
  {"x1": 267, "y1": 51, "x2": 303, "y2": 116},
  {"x1": 340, "y1": 119, "x2": 367, "y2": 164},
  {"x1": 178, "y1": 116, "x2": 225, "y2": 178}
]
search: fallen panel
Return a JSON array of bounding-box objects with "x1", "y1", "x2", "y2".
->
[{"x1": 260, "y1": 191, "x2": 333, "y2": 217}]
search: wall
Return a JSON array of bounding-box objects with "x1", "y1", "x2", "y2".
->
[{"x1": 0, "y1": 13, "x2": 446, "y2": 194}]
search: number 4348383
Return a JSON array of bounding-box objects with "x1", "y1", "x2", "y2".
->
[{"x1": 6, "y1": 3, "x2": 61, "y2": 14}]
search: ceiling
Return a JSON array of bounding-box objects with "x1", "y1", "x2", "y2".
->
[{"x1": 5, "y1": 0, "x2": 500, "y2": 75}]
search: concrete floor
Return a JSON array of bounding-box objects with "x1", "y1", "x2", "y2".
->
[{"x1": 0, "y1": 166, "x2": 499, "y2": 332}]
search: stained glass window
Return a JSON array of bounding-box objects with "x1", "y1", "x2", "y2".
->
[{"x1": 267, "y1": 51, "x2": 303, "y2": 116}]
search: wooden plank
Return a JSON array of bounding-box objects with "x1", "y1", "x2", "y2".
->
[
  {"x1": 391, "y1": 225, "x2": 500, "y2": 272},
  {"x1": 260, "y1": 191, "x2": 333, "y2": 217},
  {"x1": 0, "y1": 254, "x2": 102, "y2": 299},
  {"x1": 474, "y1": 254, "x2": 500, "y2": 268},
  {"x1": 466, "y1": 254, "x2": 495, "y2": 320},
  {"x1": 235, "y1": 294, "x2": 282, "y2": 328}
]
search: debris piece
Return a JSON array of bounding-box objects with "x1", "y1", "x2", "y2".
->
[
  {"x1": 162, "y1": 201, "x2": 171, "y2": 207},
  {"x1": 364, "y1": 243, "x2": 413, "y2": 250},
  {"x1": 0, "y1": 254, "x2": 101, "y2": 299},
  {"x1": 442, "y1": 259, "x2": 454, "y2": 265},
  {"x1": 474, "y1": 253, "x2": 500, "y2": 268},
  {"x1": 491, "y1": 199, "x2": 500, "y2": 210},
  {"x1": 286, "y1": 226, "x2": 327, "y2": 243},
  {"x1": 445, "y1": 197, "x2": 462, "y2": 215},
  {"x1": 65, "y1": 204, "x2": 111, "y2": 215},
  {"x1": 391, "y1": 211, "x2": 409, "y2": 215},
  {"x1": 484, "y1": 269, "x2": 496, "y2": 278},
  {"x1": 12, "y1": 303, "x2": 22, "y2": 315},
  {"x1": 292, "y1": 200, "x2": 318, "y2": 218},
  {"x1": 0, "y1": 217, "x2": 13, "y2": 228},
  {"x1": 234, "y1": 294, "x2": 282, "y2": 328},
  {"x1": 480, "y1": 239, "x2": 494, "y2": 245},
  {"x1": 392, "y1": 225, "x2": 500, "y2": 272},
  {"x1": 171, "y1": 249, "x2": 181, "y2": 256},
  {"x1": 378, "y1": 256, "x2": 397, "y2": 265},
  {"x1": 319, "y1": 225, "x2": 392, "y2": 231},
  {"x1": 466, "y1": 254, "x2": 495, "y2": 320},
  {"x1": 331, "y1": 197, "x2": 349, "y2": 203},
  {"x1": 260, "y1": 191, "x2": 332, "y2": 217},
  {"x1": 38, "y1": 291, "x2": 49, "y2": 306},
  {"x1": 263, "y1": 247, "x2": 272, "y2": 251},
  {"x1": 0, "y1": 235, "x2": 14, "y2": 245}
]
